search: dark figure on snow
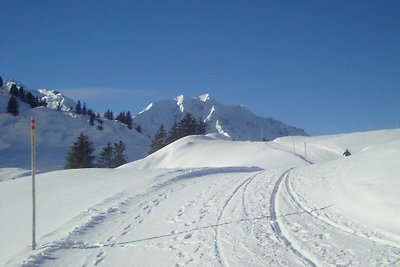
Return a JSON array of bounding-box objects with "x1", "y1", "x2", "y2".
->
[{"x1": 343, "y1": 149, "x2": 351, "y2": 157}]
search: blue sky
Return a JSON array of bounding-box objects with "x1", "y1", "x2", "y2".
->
[{"x1": 1, "y1": 0, "x2": 399, "y2": 135}]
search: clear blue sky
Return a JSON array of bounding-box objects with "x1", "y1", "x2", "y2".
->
[{"x1": 1, "y1": 0, "x2": 399, "y2": 135}]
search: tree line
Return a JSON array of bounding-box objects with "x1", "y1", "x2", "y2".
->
[
  {"x1": 65, "y1": 133, "x2": 127, "y2": 169},
  {"x1": 6, "y1": 83, "x2": 47, "y2": 116},
  {"x1": 149, "y1": 113, "x2": 207, "y2": 154},
  {"x1": 1, "y1": 76, "x2": 140, "y2": 132}
]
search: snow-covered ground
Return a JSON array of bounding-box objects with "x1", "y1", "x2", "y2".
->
[{"x1": 1, "y1": 129, "x2": 399, "y2": 266}]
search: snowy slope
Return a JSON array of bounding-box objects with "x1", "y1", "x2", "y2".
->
[
  {"x1": 1, "y1": 80, "x2": 75, "y2": 112},
  {"x1": 1, "y1": 129, "x2": 399, "y2": 266},
  {"x1": 0, "y1": 81, "x2": 150, "y2": 172},
  {"x1": 1, "y1": 80, "x2": 308, "y2": 174},
  {"x1": 120, "y1": 133, "x2": 307, "y2": 170},
  {"x1": 0, "y1": 108, "x2": 149, "y2": 171},
  {"x1": 133, "y1": 94, "x2": 307, "y2": 141}
]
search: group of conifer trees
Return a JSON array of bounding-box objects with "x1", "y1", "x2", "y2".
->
[
  {"x1": 149, "y1": 113, "x2": 207, "y2": 154},
  {"x1": 65, "y1": 133, "x2": 127, "y2": 169},
  {"x1": 103, "y1": 109, "x2": 133, "y2": 129},
  {"x1": 5, "y1": 81, "x2": 47, "y2": 116},
  {"x1": 73, "y1": 101, "x2": 135, "y2": 131}
]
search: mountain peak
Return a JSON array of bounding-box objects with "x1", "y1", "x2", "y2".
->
[
  {"x1": 197, "y1": 93, "x2": 211, "y2": 102},
  {"x1": 133, "y1": 94, "x2": 307, "y2": 140}
]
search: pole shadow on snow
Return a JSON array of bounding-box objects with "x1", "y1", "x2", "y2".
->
[
  {"x1": 105, "y1": 215, "x2": 270, "y2": 247},
  {"x1": 277, "y1": 204, "x2": 333, "y2": 219}
]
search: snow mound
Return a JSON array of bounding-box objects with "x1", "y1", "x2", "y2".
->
[{"x1": 120, "y1": 135, "x2": 307, "y2": 170}]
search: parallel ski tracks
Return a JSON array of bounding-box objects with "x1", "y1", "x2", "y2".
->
[
  {"x1": 214, "y1": 171, "x2": 263, "y2": 267},
  {"x1": 269, "y1": 168, "x2": 317, "y2": 267},
  {"x1": 284, "y1": 171, "x2": 400, "y2": 250}
]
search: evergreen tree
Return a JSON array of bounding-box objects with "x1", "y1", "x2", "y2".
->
[
  {"x1": 97, "y1": 142, "x2": 114, "y2": 168},
  {"x1": 126, "y1": 111, "x2": 133, "y2": 129},
  {"x1": 116, "y1": 112, "x2": 126, "y2": 124},
  {"x1": 104, "y1": 110, "x2": 113, "y2": 120},
  {"x1": 149, "y1": 125, "x2": 167, "y2": 154},
  {"x1": 196, "y1": 118, "x2": 207, "y2": 135},
  {"x1": 26, "y1": 92, "x2": 35, "y2": 108},
  {"x1": 75, "y1": 100, "x2": 82, "y2": 114},
  {"x1": 0, "y1": 76, "x2": 3, "y2": 88},
  {"x1": 112, "y1": 141, "x2": 127, "y2": 167},
  {"x1": 89, "y1": 113, "x2": 95, "y2": 126},
  {"x1": 18, "y1": 87, "x2": 26, "y2": 101},
  {"x1": 87, "y1": 109, "x2": 94, "y2": 117},
  {"x1": 10, "y1": 84, "x2": 19, "y2": 97},
  {"x1": 177, "y1": 113, "x2": 197, "y2": 138},
  {"x1": 7, "y1": 97, "x2": 19, "y2": 116},
  {"x1": 65, "y1": 133, "x2": 95, "y2": 169},
  {"x1": 167, "y1": 121, "x2": 179, "y2": 144},
  {"x1": 82, "y1": 103, "x2": 87, "y2": 116}
]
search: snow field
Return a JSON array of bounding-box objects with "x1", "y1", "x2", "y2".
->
[{"x1": 1, "y1": 129, "x2": 400, "y2": 266}]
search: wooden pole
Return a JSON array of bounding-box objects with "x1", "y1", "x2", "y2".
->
[
  {"x1": 292, "y1": 136, "x2": 296, "y2": 154},
  {"x1": 304, "y1": 141, "x2": 307, "y2": 166},
  {"x1": 31, "y1": 117, "x2": 36, "y2": 250}
]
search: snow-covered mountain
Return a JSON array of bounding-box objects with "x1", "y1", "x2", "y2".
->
[
  {"x1": 1, "y1": 79, "x2": 75, "y2": 112},
  {"x1": 0, "y1": 80, "x2": 150, "y2": 171},
  {"x1": 1, "y1": 78, "x2": 306, "y2": 172},
  {"x1": 37, "y1": 89, "x2": 76, "y2": 112},
  {"x1": 133, "y1": 94, "x2": 307, "y2": 141}
]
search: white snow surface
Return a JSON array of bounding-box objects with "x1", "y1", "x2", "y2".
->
[
  {"x1": 1, "y1": 129, "x2": 400, "y2": 266},
  {"x1": 133, "y1": 94, "x2": 307, "y2": 141}
]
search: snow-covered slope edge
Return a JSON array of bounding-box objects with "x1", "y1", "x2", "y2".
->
[{"x1": 133, "y1": 94, "x2": 307, "y2": 141}]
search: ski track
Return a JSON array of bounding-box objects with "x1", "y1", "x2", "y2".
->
[
  {"x1": 19, "y1": 166, "x2": 400, "y2": 266},
  {"x1": 277, "y1": 170, "x2": 400, "y2": 266},
  {"x1": 213, "y1": 171, "x2": 262, "y2": 266},
  {"x1": 284, "y1": 172, "x2": 400, "y2": 250},
  {"x1": 269, "y1": 168, "x2": 317, "y2": 267}
]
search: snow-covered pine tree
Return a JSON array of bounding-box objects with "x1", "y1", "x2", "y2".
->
[
  {"x1": 149, "y1": 125, "x2": 167, "y2": 154},
  {"x1": 65, "y1": 133, "x2": 95, "y2": 169},
  {"x1": 7, "y1": 96, "x2": 19, "y2": 116}
]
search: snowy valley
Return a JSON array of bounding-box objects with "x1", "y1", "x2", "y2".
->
[
  {"x1": 0, "y1": 79, "x2": 306, "y2": 174},
  {"x1": 1, "y1": 129, "x2": 399, "y2": 266},
  {"x1": 1, "y1": 79, "x2": 400, "y2": 266}
]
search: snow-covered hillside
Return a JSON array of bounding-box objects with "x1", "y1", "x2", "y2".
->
[
  {"x1": 133, "y1": 94, "x2": 307, "y2": 141},
  {"x1": 0, "y1": 80, "x2": 150, "y2": 171},
  {"x1": 1, "y1": 79, "x2": 307, "y2": 173},
  {"x1": 1, "y1": 129, "x2": 399, "y2": 266}
]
